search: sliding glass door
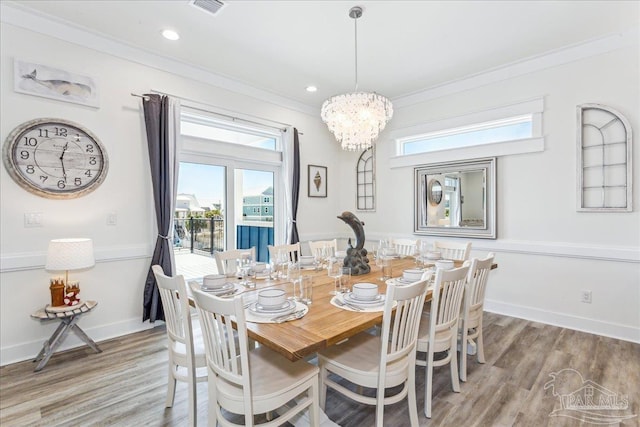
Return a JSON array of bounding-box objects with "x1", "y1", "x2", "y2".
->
[{"x1": 174, "y1": 108, "x2": 283, "y2": 276}]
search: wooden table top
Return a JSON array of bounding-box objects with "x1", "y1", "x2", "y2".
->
[{"x1": 191, "y1": 257, "x2": 497, "y2": 362}]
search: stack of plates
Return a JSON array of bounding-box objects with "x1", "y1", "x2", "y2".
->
[
  {"x1": 248, "y1": 300, "x2": 296, "y2": 317},
  {"x1": 201, "y1": 274, "x2": 235, "y2": 295},
  {"x1": 343, "y1": 292, "x2": 385, "y2": 307}
]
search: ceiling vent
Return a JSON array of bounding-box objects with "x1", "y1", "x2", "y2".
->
[{"x1": 190, "y1": 0, "x2": 225, "y2": 16}]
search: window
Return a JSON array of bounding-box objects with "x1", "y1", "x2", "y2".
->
[
  {"x1": 181, "y1": 111, "x2": 277, "y2": 150},
  {"x1": 400, "y1": 115, "x2": 533, "y2": 155},
  {"x1": 389, "y1": 98, "x2": 544, "y2": 168}
]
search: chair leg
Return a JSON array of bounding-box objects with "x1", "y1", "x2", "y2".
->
[
  {"x1": 166, "y1": 363, "x2": 177, "y2": 408},
  {"x1": 459, "y1": 329, "x2": 468, "y2": 382},
  {"x1": 477, "y1": 325, "x2": 486, "y2": 364},
  {"x1": 375, "y1": 389, "x2": 385, "y2": 427},
  {"x1": 187, "y1": 367, "x2": 197, "y2": 426},
  {"x1": 309, "y1": 378, "x2": 320, "y2": 427},
  {"x1": 319, "y1": 361, "x2": 328, "y2": 410},
  {"x1": 407, "y1": 365, "x2": 419, "y2": 427},
  {"x1": 208, "y1": 374, "x2": 217, "y2": 427},
  {"x1": 450, "y1": 338, "x2": 461, "y2": 393},
  {"x1": 425, "y1": 349, "x2": 434, "y2": 418}
]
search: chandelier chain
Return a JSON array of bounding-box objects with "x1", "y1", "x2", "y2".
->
[{"x1": 354, "y1": 14, "x2": 359, "y2": 92}]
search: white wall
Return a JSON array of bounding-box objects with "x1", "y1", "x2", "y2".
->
[
  {"x1": 0, "y1": 20, "x2": 342, "y2": 365},
  {"x1": 337, "y1": 42, "x2": 640, "y2": 342},
  {"x1": 2, "y1": 7, "x2": 638, "y2": 367}
]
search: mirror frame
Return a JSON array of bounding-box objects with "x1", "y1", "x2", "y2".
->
[{"x1": 414, "y1": 158, "x2": 497, "y2": 239}]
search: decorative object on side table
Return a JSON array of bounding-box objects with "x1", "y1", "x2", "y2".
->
[
  {"x1": 337, "y1": 211, "x2": 370, "y2": 275},
  {"x1": 45, "y1": 238, "x2": 95, "y2": 308}
]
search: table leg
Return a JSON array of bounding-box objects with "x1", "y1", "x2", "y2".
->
[
  {"x1": 33, "y1": 320, "x2": 67, "y2": 363},
  {"x1": 69, "y1": 324, "x2": 102, "y2": 354},
  {"x1": 34, "y1": 317, "x2": 74, "y2": 372}
]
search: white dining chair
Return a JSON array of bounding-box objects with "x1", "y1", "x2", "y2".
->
[
  {"x1": 416, "y1": 264, "x2": 469, "y2": 418},
  {"x1": 152, "y1": 265, "x2": 207, "y2": 427},
  {"x1": 267, "y1": 243, "x2": 301, "y2": 263},
  {"x1": 459, "y1": 253, "x2": 495, "y2": 382},
  {"x1": 308, "y1": 239, "x2": 337, "y2": 256},
  {"x1": 190, "y1": 282, "x2": 320, "y2": 427},
  {"x1": 391, "y1": 238, "x2": 418, "y2": 258},
  {"x1": 433, "y1": 240, "x2": 471, "y2": 261},
  {"x1": 318, "y1": 279, "x2": 429, "y2": 427},
  {"x1": 214, "y1": 247, "x2": 256, "y2": 275}
]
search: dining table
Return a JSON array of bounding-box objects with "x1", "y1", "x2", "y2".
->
[{"x1": 190, "y1": 256, "x2": 497, "y2": 362}]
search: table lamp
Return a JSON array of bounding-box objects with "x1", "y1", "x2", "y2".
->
[{"x1": 45, "y1": 238, "x2": 95, "y2": 306}]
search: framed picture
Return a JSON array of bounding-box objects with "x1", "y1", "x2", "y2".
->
[
  {"x1": 14, "y1": 59, "x2": 99, "y2": 108},
  {"x1": 308, "y1": 165, "x2": 327, "y2": 198}
]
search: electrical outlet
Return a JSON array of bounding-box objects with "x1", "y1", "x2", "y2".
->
[{"x1": 580, "y1": 290, "x2": 592, "y2": 304}]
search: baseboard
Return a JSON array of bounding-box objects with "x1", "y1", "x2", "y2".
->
[
  {"x1": 0, "y1": 316, "x2": 159, "y2": 366},
  {"x1": 484, "y1": 299, "x2": 640, "y2": 344}
]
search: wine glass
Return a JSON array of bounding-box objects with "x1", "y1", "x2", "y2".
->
[
  {"x1": 328, "y1": 259, "x2": 343, "y2": 295},
  {"x1": 236, "y1": 255, "x2": 253, "y2": 288}
]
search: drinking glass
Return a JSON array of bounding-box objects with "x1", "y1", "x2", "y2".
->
[
  {"x1": 377, "y1": 247, "x2": 392, "y2": 281},
  {"x1": 299, "y1": 275, "x2": 313, "y2": 305},
  {"x1": 339, "y1": 267, "x2": 351, "y2": 294},
  {"x1": 328, "y1": 260, "x2": 343, "y2": 295},
  {"x1": 236, "y1": 254, "x2": 254, "y2": 288}
]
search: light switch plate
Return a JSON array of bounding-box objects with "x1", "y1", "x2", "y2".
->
[{"x1": 24, "y1": 212, "x2": 43, "y2": 227}]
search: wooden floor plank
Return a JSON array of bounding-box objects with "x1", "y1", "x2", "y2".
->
[{"x1": 1, "y1": 313, "x2": 638, "y2": 426}]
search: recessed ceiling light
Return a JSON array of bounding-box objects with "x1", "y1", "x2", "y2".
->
[
  {"x1": 306, "y1": 86, "x2": 318, "y2": 93},
  {"x1": 162, "y1": 29, "x2": 180, "y2": 41}
]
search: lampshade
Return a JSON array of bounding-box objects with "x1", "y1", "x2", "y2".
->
[
  {"x1": 321, "y1": 6, "x2": 393, "y2": 151},
  {"x1": 45, "y1": 238, "x2": 95, "y2": 271}
]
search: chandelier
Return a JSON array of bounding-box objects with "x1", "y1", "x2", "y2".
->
[{"x1": 321, "y1": 6, "x2": 393, "y2": 152}]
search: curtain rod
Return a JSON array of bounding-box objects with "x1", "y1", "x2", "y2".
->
[{"x1": 130, "y1": 92, "x2": 302, "y2": 135}]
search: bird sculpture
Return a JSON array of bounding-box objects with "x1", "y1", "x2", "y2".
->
[{"x1": 337, "y1": 211, "x2": 370, "y2": 275}]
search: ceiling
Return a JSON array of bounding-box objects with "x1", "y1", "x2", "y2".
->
[{"x1": 7, "y1": 1, "x2": 640, "y2": 110}]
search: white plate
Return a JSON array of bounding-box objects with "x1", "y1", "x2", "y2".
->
[
  {"x1": 254, "y1": 273, "x2": 271, "y2": 280},
  {"x1": 248, "y1": 300, "x2": 296, "y2": 316},
  {"x1": 343, "y1": 293, "x2": 385, "y2": 306},
  {"x1": 386, "y1": 277, "x2": 415, "y2": 286},
  {"x1": 201, "y1": 282, "x2": 234, "y2": 293}
]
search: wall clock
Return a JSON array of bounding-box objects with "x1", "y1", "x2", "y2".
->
[{"x1": 3, "y1": 118, "x2": 108, "y2": 199}]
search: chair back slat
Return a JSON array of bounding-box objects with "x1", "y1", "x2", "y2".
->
[
  {"x1": 462, "y1": 253, "x2": 494, "y2": 329},
  {"x1": 391, "y1": 239, "x2": 418, "y2": 257},
  {"x1": 308, "y1": 239, "x2": 338, "y2": 256},
  {"x1": 215, "y1": 247, "x2": 256, "y2": 275},
  {"x1": 433, "y1": 241, "x2": 472, "y2": 261},
  {"x1": 383, "y1": 280, "x2": 428, "y2": 365},
  {"x1": 268, "y1": 243, "x2": 301, "y2": 262},
  {"x1": 153, "y1": 265, "x2": 187, "y2": 343},
  {"x1": 430, "y1": 265, "x2": 468, "y2": 348},
  {"x1": 190, "y1": 283, "x2": 249, "y2": 388}
]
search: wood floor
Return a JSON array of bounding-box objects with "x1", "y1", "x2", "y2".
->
[{"x1": 1, "y1": 312, "x2": 638, "y2": 426}]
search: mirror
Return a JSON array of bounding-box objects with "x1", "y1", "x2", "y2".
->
[{"x1": 414, "y1": 158, "x2": 496, "y2": 239}]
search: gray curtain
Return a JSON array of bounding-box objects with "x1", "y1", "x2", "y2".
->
[
  {"x1": 290, "y1": 128, "x2": 300, "y2": 244},
  {"x1": 142, "y1": 94, "x2": 180, "y2": 322}
]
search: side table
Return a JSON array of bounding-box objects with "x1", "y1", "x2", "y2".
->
[{"x1": 31, "y1": 300, "x2": 102, "y2": 372}]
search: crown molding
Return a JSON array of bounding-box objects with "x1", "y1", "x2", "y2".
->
[
  {"x1": 392, "y1": 25, "x2": 640, "y2": 108},
  {"x1": 0, "y1": 2, "x2": 318, "y2": 116},
  {"x1": 2, "y1": 2, "x2": 637, "y2": 116}
]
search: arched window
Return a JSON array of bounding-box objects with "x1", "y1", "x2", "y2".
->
[{"x1": 356, "y1": 147, "x2": 375, "y2": 210}]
